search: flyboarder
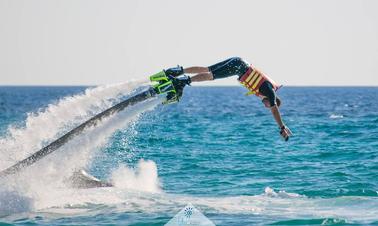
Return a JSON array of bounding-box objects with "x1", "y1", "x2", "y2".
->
[
  {"x1": 163, "y1": 57, "x2": 292, "y2": 141},
  {"x1": 0, "y1": 59, "x2": 290, "y2": 180}
]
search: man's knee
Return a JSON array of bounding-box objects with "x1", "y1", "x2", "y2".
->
[
  {"x1": 206, "y1": 72, "x2": 214, "y2": 80},
  {"x1": 230, "y1": 57, "x2": 249, "y2": 67}
]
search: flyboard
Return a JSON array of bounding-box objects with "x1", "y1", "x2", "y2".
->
[{"x1": 0, "y1": 72, "x2": 190, "y2": 179}]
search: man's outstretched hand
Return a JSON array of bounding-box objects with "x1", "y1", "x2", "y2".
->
[{"x1": 280, "y1": 125, "x2": 292, "y2": 141}]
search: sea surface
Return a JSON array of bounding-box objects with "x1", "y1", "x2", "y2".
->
[{"x1": 0, "y1": 84, "x2": 377, "y2": 225}]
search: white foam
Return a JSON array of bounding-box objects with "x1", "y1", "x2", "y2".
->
[
  {"x1": 23, "y1": 186, "x2": 378, "y2": 224},
  {"x1": 329, "y1": 114, "x2": 344, "y2": 119},
  {"x1": 111, "y1": 159, "x2": 161, "y2": 193},
  {"x1": 263, "y1": 186, "x2": 305, "y2": 198},
  {"x1": 147, "y1": 188, "x2": 378, "y2": 224},
  {"x1": 0, "y1": 190, "x2": 33, "y2": 217}
]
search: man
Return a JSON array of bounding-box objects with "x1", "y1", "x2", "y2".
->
[{"x1": 164, "y1": 57, "x2": 292, "y2": 141}]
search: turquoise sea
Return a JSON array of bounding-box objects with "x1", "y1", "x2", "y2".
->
[{"x1": 0, "y1": 84, "x2": 377, "y2": 225}]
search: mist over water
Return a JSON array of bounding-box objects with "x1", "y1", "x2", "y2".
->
[{"x1": 0, "y1": 86, "x2": 377, "y2": 225}]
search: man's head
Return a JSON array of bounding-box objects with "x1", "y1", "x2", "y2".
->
[{"x1": 262, "y1": 96, "x2": 281, "y2": 108}]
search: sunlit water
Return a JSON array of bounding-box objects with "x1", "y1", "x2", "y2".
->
[{"x1": 0, "y1": 84, "x2": 377, "y2": 225}]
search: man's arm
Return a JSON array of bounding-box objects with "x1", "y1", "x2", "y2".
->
[
  {"x1": 270, "y1": 105, "x2": 284, "y2": 128},
  {"x1": 270, "y1": 105, "x2": 292, "y2": 141},
  {"x1": 260, "y1": 82, "x2": 292, "y2": 141}
]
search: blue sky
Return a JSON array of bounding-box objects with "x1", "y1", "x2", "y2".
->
[{"x1": 0, "y1": 0, "x2": 377, "y2": 86}]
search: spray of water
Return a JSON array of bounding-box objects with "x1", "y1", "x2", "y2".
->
[
  {"x1": 0, "y1": 80, "x2": 149, "y2": 169},
  {"x1": 0, "y1": 80, "x2": 163, "y2": 215},
  {"x1": 111, "y1": 159, "x2": 161, "y2": 193}
]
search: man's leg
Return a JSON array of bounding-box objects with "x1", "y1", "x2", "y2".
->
[
  {"x1": 190, "y1": 72, "x2": 214, "y2": 82},
  {"x1": 184, "y1": 67, "x2": 214, "y2": 82},
  {"x1": 207, "y1": 57, "x2": 249, "y2": 80},
  {"x1": 180, "y1": 57, "x2": 249, "y2": 83},
  {"x1": 184, "y1": 67, "x2": 209, "y2": 74}
]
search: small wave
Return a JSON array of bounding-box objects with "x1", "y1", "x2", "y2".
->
[
  {"x1": 329, "y1": 114, "x2": 344, "y2": 119},
  {"x1": 270, "y1": 218, "x2": 347, "y2": 225},
  {"x1": 263, "y1": 187, "x2": 306, "y2": 198}
]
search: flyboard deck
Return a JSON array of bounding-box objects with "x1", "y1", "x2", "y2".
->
[
  {"x1": 65, "y1": 169, "x2": 113, "y2": 188},
  {"x1": 0, "y1": 88, "x2": 157, "y2": 178}
]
